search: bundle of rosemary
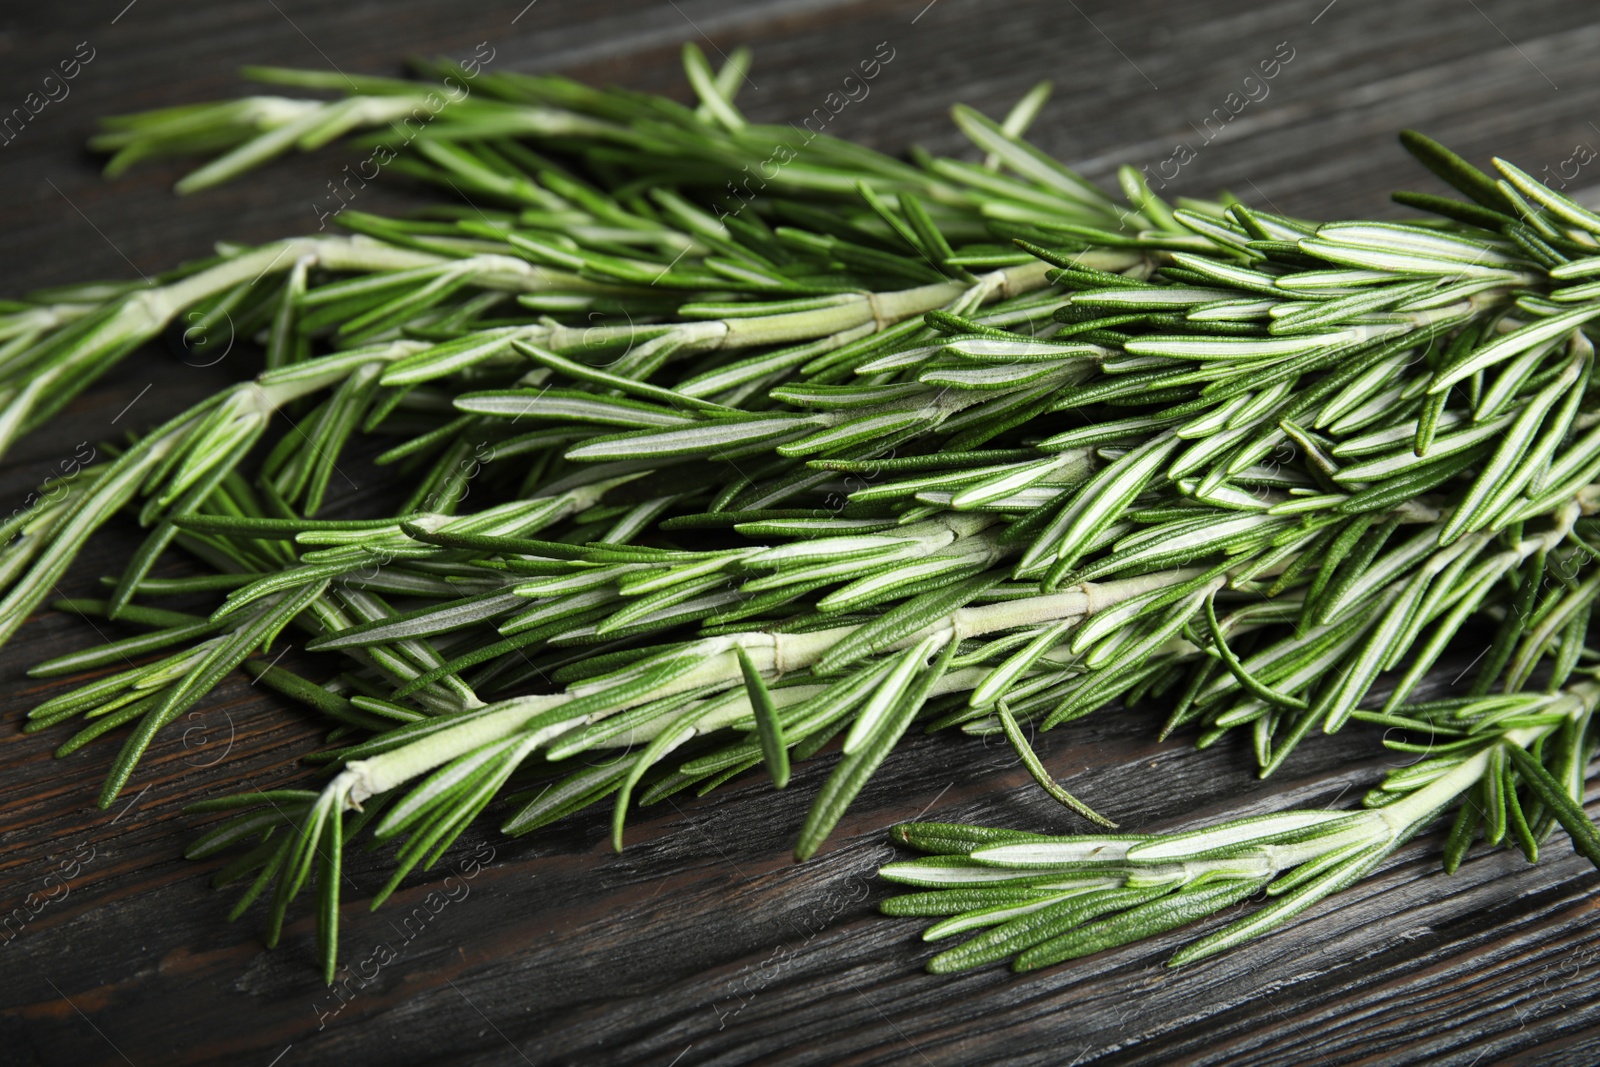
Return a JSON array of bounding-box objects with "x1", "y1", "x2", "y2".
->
[{"x1": 5, "y1": 48, "x2": 1597, "y2": 981}]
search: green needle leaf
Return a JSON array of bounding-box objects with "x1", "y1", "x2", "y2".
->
[
  {"x1": 997, "y1": 703, "x2": 1116, "y2": 828},
  {"x1": 736, "y1": 645, "x2": 789, "y2": 790},
  {"x1": 1203, "y1": 595, "x2": 1308, "y2": 711}
]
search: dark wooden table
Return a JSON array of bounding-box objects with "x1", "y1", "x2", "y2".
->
[{"x1": 3, "y1": 2, "x2": 1600, "y2": 1063}]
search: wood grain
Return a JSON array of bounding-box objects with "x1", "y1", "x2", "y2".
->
[{"x1": 2, "y1": 1, "x2": 1600, "y2": 1064}]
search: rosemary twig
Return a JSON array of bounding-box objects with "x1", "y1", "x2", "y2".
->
[{"x1": 882, "y1": 679, "x2": 1600, "y2": 971}]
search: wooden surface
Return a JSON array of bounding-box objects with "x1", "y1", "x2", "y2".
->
[{"x1": 2, "y1": 1, "x2": 1600, "y2": 1064}]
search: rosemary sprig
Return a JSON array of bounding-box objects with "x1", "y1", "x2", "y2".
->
[{"x1": 881, "y1": 678, "x2": 1600, "y2": 971}]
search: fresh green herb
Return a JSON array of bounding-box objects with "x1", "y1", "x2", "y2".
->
[{"x1": 0, "y1": 47, "x2": 1593, "y2": 982}]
